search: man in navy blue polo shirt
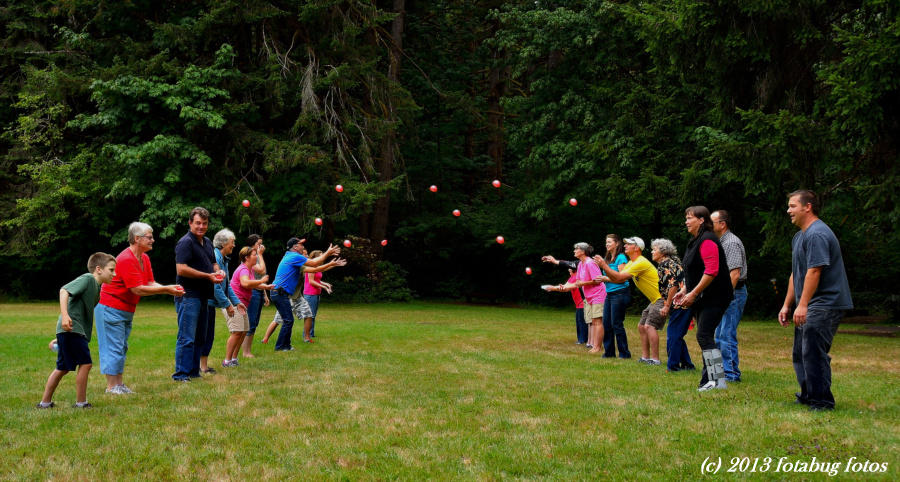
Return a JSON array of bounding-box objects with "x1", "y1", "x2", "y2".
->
[
  {"x1": 270, "y1": 237, "x2": 340, "y2": 350},
  {"x1": 172, "y1": 207, "x2": 224, "y2": 381}
]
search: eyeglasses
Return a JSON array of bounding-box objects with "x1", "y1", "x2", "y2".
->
[{"x1": 138, "y1": 234, "x2": 154, "y2": 240}]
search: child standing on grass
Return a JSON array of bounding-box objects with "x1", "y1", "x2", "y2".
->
[
  {"x1": 303, "y1": 250, "x2": 333, "y2": 338},
  {"x1": 37, "y1": 252, "x2": 116, "y2": 409}
]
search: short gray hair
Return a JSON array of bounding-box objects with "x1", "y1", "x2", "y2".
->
[
  {"x1": 651, "y1": 238, "x2": 678, "y2": 257},
  {"x1": 573, "y1": 242, "x2": 593, "y2": 257},
  {"x1": 213, "y1": 228, "x2": 236, "y2": 249},
  {"x1": 127, "y1": 222, "x2": 153, "y2": 244}
]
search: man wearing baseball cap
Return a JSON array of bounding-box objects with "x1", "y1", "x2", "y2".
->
[
  {"x1": 269, "y1": 238, "x2": 340, "y2": 351},
  {"x1": 593, "y1": 237, "x2": 664, "y2": 364}
]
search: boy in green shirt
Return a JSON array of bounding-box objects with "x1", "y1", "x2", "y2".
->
[{"x1": 37, "y1": 253, "x2": 116, "y2": 409}]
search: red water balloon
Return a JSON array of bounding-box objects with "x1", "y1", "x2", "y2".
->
[
  {"x1": 569, "y1": 198, "x2": 578, "y2": 206},
  {"x1": 496, "y1": 236, "x2": 505, "y2": 245},
  {"x1": 314, "y1": 217, "x2": 323, "y2": 226},
  {"x1": 381, "y1": 239, "x2": 388, "y2": 247},
  {"x1": 343, "y1": 239, "x2": 352, "y2": 248},
  {"x1": 429, "y1": 185, "x2": 438, "y2": 193},
  {"x1": 452, "y1": 209, "x2": 461, "y2": 217},
  {"x1": 525, "y1": 267, "x2": 532, "y2": 275},
  {"x1": 335, "y1": 184, "x2": 344, "y2": 193},
  {"x1": 492, "y1": 180, "x2": 501, "y2": 188},
  {"x1": 242, "y1": 199, "x2": 250, "y2": 207}
]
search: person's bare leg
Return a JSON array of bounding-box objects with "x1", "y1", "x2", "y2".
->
[
  {"x1": 105, "y1": 374, "x2": 118, "y2": 391},
  {"x1": 200, "y1": 355, "x2": 209, "y2": 372},
  {"x1": 74, "y1": 364, "x2": 91, "y2": 404},
  {"x1": 224, "y1": 333, "x2": 237, "y2": 362},
  {"x1": 588, "y1": 319, "x2": 603, "y2": 353},
  {"x1": 41, "y1": 370, "x2": 68, "y2": 404},
  {"x1": 648, "y1": 327, "x2": 660, "y2": 361},
  {"x1": 241, "y1": 334, "x2": 255, "y2": 357},
  {"x1": 303, "y1": 318, "x2": 314, "y2": 342},
  {"x1": 262, "y1": 322, "x2": 278, "y2": 344},
  {"x1": 234, "y1": 333, "x2": 247, "y2": 359},
  {"x1": 639, "y1": 325, "x2": 650, "y2": 359}
]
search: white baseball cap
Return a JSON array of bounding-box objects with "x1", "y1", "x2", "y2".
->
[{"x1": 623, "y1": 236, "x2": 645, "y2": 251}]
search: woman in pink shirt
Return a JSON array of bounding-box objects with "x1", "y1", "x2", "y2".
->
[
  {"x1": 302, "y1": 250, "x2": 333, "y2": 338},
  {"x1": 229, "y1": 247, "x2": 272, "y2": 362},
  {"x1": 564, "y1": 242, "x2": 606, "y2": 354}
]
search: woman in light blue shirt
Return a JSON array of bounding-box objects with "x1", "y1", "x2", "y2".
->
[{"x1": 601, "y1": 234, "x2": 632, "y2": 358}]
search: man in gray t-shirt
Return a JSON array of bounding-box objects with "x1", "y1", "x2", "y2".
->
[{"x1": 779, "y1": 190, "x2": 853, "y2": 411}]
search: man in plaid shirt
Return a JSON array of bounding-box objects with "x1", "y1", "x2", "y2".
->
[{"x1": 711, "y1": 210, "x2": 748, "y2": 382}]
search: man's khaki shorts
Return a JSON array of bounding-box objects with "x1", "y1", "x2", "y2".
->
[{"x1": 638, "y1": 298, "x2": 666, "y2": 330}]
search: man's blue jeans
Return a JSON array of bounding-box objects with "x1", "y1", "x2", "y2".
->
[
  {"x1": 173, "y1": 296, "x2": 208, "y2": 380},
  {"x1": 201, "y1": 305, "x2": 217, "y2": 357},
  {"x1": 666, "y1": 307, "x2": 694, "y2": 371},
  {"x1": 271, "y1": 290, "x2": 295, "y2": 350},
  {"x1": 715, "y1": 286, "x2": 748, "y2": 380},
  {"x1": 602, "y1": 288, "x2": 631, "y2": 357},
  {"x1": 793, "y1": 308, "x2": 843, "y2": 409}
]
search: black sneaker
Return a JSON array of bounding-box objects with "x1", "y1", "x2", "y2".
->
[
  {"x1": 73, "y1": 402, "x2": 93, "y2": 408},
  {"x1": 35, "y1": 402, "x2": 55, "y2": 409},
  {"x1": 808, "y1": 405, "x2": 833, "y2": 412}
]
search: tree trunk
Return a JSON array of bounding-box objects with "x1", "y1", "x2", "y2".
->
[{"x1": 371, "y1": 0, "x2": 404, "y2": 244}]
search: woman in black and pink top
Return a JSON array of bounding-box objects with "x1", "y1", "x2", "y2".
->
[{"x1": 673, "y1": 206, "x2": 734, "y2": 391}]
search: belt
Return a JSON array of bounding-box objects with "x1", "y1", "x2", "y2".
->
[
  {"x1": 735, "y1": 280, "x2": 746, "y2": 290},
  {"x1": 274, "y1": 287, "x2": 287, "y2": 296}
]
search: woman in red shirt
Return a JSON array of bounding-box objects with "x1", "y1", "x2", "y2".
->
[{"x1": 95, "y1": 222, "x2": 184, "y2": 394}]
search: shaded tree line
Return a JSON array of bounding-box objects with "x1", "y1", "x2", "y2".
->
[{"x1": 1, "y1": 0, "x2": 897, "y2": 316}]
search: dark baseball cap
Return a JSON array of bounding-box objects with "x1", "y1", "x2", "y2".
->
[{"x1": 286, "y1": 237, "x2": 306, "y2": 250}]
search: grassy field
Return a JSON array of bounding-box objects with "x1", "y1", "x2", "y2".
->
[{"x1": 1, "y1": 300, "x2": 897, "y2": 480}]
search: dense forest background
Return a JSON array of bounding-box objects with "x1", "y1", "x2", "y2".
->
[{"x1": 1, "y1": 1, "x2": 897, "y2": 317}]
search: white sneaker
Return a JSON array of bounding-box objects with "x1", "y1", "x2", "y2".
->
[
  {"x1": 698, "y1": 380, "x2": 727, "y2": 392},
  {"x1": 647, "y1": 359, "x2": 661, "y2": 366},
  {"x1": 117, "y1": 384, "x2": 135, "y2": 394},
  {"x1": 105, "y1": 386, "x2": 125, "y2": 395},
  {"x1": 697, "y1": 380, "x2": 717, "y2": 392}
]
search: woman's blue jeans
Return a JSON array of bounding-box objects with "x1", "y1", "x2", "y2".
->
[
  {"x1": 666, "y1": 307, "x2": 694, "y2": 371},
  {"x1": 602, "y1": 288, "x2": 631, "y2": 357}
]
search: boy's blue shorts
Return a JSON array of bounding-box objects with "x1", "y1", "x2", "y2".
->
[{"x1": 56, "y1": 332, "x2": 92, "y2": 371}]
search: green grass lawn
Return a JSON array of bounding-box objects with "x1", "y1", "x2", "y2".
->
[{"x1": 1, "y1": 301, "x2": 897, "y2": 479}]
